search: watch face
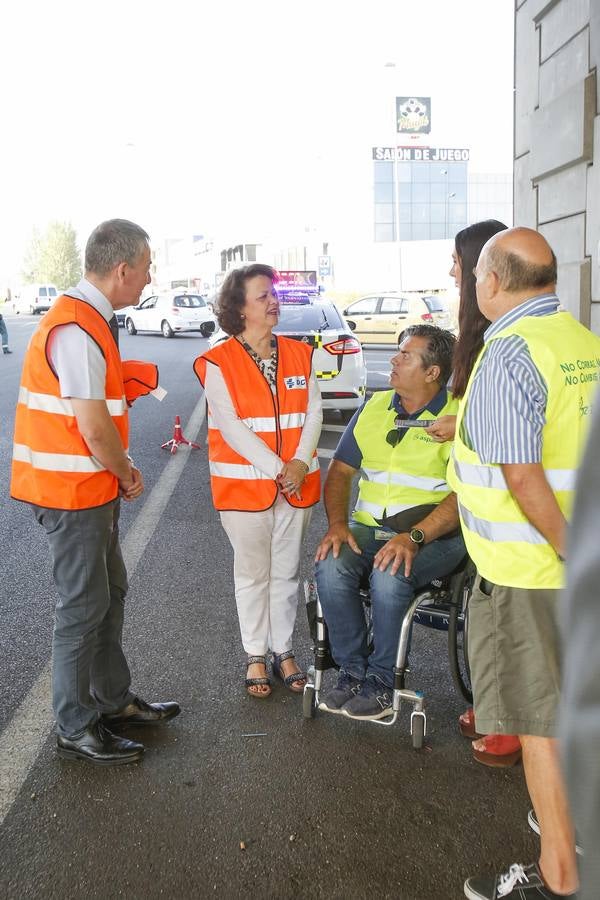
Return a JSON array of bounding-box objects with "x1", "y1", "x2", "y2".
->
[{"x1": 410, "y1": 528, "x2": 425, "y2": 544}]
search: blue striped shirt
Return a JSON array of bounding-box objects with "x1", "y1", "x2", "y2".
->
[{"x1": 461, "y1": 293, "x2": 560, "y2": 464}]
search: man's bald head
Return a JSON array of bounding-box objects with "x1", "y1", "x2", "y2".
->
[{"x1": 479, "y1": 227, "x2": 557, "y2": 294}]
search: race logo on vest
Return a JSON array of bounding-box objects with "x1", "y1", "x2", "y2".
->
[{"x1": 284, "y1": 375, "x2": 307, "y2": 390}]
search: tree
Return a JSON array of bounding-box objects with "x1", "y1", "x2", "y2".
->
[{"x1": 22, "y1": 221, "x2": 82, "y2": 289}]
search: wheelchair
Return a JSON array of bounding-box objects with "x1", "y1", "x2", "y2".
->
[{"x1": 302, "y1": 555, "x2": 476, "y2": 750}]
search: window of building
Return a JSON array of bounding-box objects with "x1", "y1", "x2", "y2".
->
[
  {"x1": 373, "y1": 161, "x2": 394, "y2": 183},
  {"x1": 374, "y1": 182, "x2": 394, "y2": 203},
  {"x1": 374, "y1": 203, "x2": 395, "y2": 224},
  {"x1": 375, "y1": 223, "x2": 396, "y2": 242}
]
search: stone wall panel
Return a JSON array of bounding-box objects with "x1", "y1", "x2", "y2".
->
[
  {"x1": 531, "y1": 74, "x2": 595, "y2": 179},
  {"x1": 539, "y1": 0, "x2": 590, "y2": 62}
]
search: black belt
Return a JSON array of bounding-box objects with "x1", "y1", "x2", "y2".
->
[{"x1": 479, "y1": 577, "x2": 496, "y2": 596}]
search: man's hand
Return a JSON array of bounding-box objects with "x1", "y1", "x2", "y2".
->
[
  {"x1": 373, "y1": 533, "x2": 419, "y2": 577},
  {"x1": 119, "y1": 465, "x2": 144, "y2": 502},
  {"x1": 315, "y1": 523, "x2": 361, "y2": 561}
]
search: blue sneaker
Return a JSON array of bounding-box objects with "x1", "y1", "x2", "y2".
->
[
  {"x1": 318, "y1": 670, "x2": 363, "y2": 715},
  {"x1": 342, "y1": 676, "x2": 393, "y2": 720}
]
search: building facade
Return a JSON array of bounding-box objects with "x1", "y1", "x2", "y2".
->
[{"x1": 514, "y1": 0, "x2": 600, "y2": 332}]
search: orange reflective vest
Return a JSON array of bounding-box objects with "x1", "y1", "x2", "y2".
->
[
  {"x1": 11, "y1": 296, "x2": 129, "y2": 510},
  {"x1": 194, "y1": 336, "x2": 321, "y2": 511}
]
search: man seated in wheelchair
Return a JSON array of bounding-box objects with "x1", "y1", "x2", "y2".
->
[{"x1": 315, "y1": 324, "x2": 466, "y2": 720}]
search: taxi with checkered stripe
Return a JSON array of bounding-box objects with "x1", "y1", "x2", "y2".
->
[{"x1": 209, "y1": 300, "x2": 367, "y2": 418}]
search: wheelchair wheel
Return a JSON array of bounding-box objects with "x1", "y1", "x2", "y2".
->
[
  {"x1": 448, "y1": 559, "x2": 475, "y2": 704},
  {"x1": 302, "y1": 685, "x2": 316, "y2": 719}
]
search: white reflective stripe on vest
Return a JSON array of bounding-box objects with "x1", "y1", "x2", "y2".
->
[
  {"x1": 209, "y1": 461, "x2": 273, "y2": 480},
  {"x1": 18, "y1": 387, "x2": 127, "y2": 417},
  {"x1": 355, "y1": 498, "x2": 416, "y2": 517},
  {"x1": 453, "y1": 459, "x2": 576, "y2": 493},
  {"x1": 13, "y1": 443, "x2": 106, "y2": 473},
  {"x1": 458, "y1": 501, "x2": 546, "y2": 544},
  {"x1": 306, "y1": 455, "x2": 320, "y2": 474},
  {"x1": 355, "y1": 498, "x2": 384, "y2": 517},
  {"x1": 210, "y1": 454, "x2": 319, "y2": 481},
  {"x1": 362, "y1": 468, "x2": 448, "y2": 492},
  {"x1": 240, "y1": 412, "x2": 306, "y2": 432}
]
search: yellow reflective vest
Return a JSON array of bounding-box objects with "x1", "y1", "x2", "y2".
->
[
  {"x1": 352, "y1": 388, "x2": 459, "y2": 527},
  {"x1": 448, "y1": 311, "x2": 600, "y2": 588}
]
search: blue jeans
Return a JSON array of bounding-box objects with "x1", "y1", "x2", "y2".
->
[{"x1": 315, "y1": 522, "x2": 466, "y2": 688}]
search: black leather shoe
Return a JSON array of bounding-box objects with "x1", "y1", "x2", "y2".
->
[
  {"x1": 101, "y1": 696, "x2": 181, "y2": 727},
  {"x1": 56, "y1": 721, "x2": 144, "y2": 766}
]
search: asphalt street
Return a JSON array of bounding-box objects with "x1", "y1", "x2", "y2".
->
[{"x1": 0, "y1": 312, "x2": 535, "y2": 900}]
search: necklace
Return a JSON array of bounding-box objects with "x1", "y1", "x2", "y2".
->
[{"x1": 237, "y1": 335, "x2": 278, "y2": 387}]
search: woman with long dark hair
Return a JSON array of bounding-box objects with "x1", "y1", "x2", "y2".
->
[{"x1": 428, "y1": 220, "x2": 522, "y2": 768}]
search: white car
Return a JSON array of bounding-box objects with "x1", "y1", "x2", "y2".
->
[
  {"x1": 14, "y1": 283, "x2": 59, "y2": 315},
  {"x1": 124, "y1": 292, "x2": 216, "y2": 338},
  {"x1": 209, "y1": 300, "x2": 367, "y2": 416}
]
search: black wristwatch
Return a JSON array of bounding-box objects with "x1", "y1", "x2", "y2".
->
[{"x1": 409, "y1": 528, "x2": 425, "y2": 547}]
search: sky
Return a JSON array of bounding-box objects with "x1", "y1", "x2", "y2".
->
[{"x1": 0, "y1": 0, "x2": 514, "y2": 286}]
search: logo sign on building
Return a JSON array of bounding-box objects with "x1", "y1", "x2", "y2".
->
[
  {"x1": 396, "y1": 97, "x2": 431, "y2": 134},
  {"x1": 318, "y1": 255, "x2": 331, "y2": 277},
  {"x1": 372, "y1": 146, "x2": 470, "y2": 162}
]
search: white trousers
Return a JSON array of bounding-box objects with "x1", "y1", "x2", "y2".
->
[{"x1": 220, "y1": 494, "x2": 312, "y2": 656}]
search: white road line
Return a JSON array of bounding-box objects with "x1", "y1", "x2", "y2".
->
[
  {"x1": 321, "y1": 423, "x2": 346, "y2": 433},
  {"x1": 318, "y1": 447, "x2": 335, "y2": 459},
  {"x1": 0, "y1": 397, "x2": 206, "y2": 826}
]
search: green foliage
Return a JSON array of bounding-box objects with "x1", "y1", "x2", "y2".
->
[{"x1": 22, "y1": 222, "x2": 82, "y2": 289}]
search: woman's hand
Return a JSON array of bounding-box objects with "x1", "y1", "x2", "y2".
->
[
  {"x1": 277, "y1": 458, "x2": 309, "y2": 498},
  {"x1": 425, "y1": 415, "x2": 457, "y2": 443}
]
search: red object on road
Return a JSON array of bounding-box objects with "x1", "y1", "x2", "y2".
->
[{"x1": 161, "y1": 415, "x2": 201, "y2": 454}]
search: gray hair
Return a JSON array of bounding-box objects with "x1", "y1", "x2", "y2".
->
[
  {"x1": 485, "y1": 245, "x2": 557, "y2": 293},
  {"x1": 85, "y1": 219, "x2": 150, "y2": 276}
]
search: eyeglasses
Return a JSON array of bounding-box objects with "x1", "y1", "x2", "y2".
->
[{"x1": 385, "y1": 414, "x2": 409, "y2": 447}]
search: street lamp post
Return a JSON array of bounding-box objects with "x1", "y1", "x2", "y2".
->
[{"x1": 384, "y1": 62, "x2": 403, "y2": 290}]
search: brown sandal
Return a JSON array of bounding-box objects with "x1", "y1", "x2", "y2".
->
[
  {"x1": 272, "y1": 651, "x2": 306, "y2": 694},
  {"x1": 245, "y1": 655, "x2": 272, "y2": 699}
]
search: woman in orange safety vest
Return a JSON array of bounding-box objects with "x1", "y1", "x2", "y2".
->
[{"x1": 194, "y1": 264, "x2": 322, "y2": 699}]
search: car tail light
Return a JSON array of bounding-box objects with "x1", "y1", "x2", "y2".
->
[
  {"x1": 323, "y1": 337, "x2": 361, "y2": 355},
  {"x1": 171, "y1": 306, "x2": 181, "y2": 315},
  {"x1": 420, "y1": 312, "x2": 433, "y2": 321}
]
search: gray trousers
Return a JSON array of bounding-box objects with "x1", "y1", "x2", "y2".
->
[{"x1": 33, "y1": 499, "x2": 134, "y2": 737}]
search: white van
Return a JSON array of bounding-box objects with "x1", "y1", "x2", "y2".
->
[{"x1": 15, "y1": 283, "x2": 59, "y2": 315}]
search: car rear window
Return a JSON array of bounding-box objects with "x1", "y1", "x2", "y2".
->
[
  {"x1": 39, "y1": 287, "x2": 47, "y2": 296},
  {"x1": 423, "y1": 296, "x2": 446, "y2": 312},
  {"x1": 49, "y1": 287, "x2": 58, "y2": 296},
  {"x1": 173, "y1": 295, "x2": 206, "y2": 308},
  {"x1": 274, "y1": 304, "x2": 343, "y2": 332}
]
